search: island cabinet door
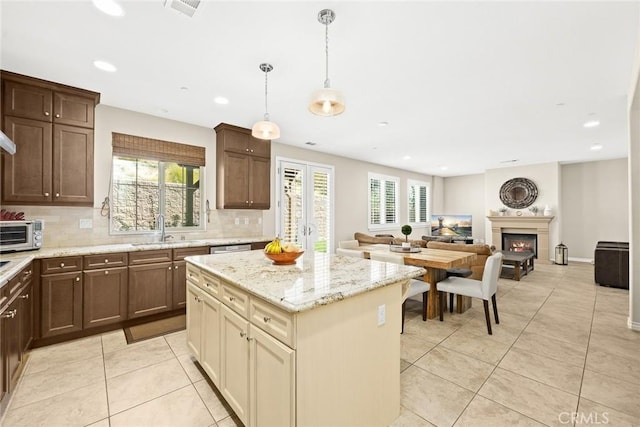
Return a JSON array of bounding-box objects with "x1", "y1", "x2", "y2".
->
[
  {"x1": 249, "y1": 325, "x2": 295, "y2": 427},
  {"x1": 200, "y1": 291, "x2": 221, "y2": 387},
  {"x1": 186, "y1": 283, "x2": 202, "y2": 360},
  {"x1": 220, "y1": 304, "x2": 249, "y2": 426}
]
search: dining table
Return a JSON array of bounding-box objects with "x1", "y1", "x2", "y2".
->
[{"x1": 357, "y1": 244, "x2": 477, "y2": 319}]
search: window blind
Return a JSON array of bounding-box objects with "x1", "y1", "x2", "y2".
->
[{"x1": 112, "y1": 132, "x2": 206, "y2": 166}]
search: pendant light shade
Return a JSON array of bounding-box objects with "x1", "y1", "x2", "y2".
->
[
  {"x1": 309, "y1": 9, "x2": 345, "y2": 116},
  {"x1": 252, "y1": 63, "x2": 280, "y2": 140}
]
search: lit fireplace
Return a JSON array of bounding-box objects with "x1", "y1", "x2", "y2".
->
[{"x1": 502, "y1": 233, "x2": 537, "y2": 258}]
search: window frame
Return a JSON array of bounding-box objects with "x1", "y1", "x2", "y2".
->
[
  {"x1": 407, "y1": 179, "x2": 431, "y2": 227},
  {"x1": 109, "y1": 156, "x2": 205, "y2": 235},
  {"x1": 368, "y1": 172, "x2": 400, "y2": 231}
]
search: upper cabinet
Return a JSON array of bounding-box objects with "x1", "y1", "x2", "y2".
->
[
  {"x1": 1, "y1": 71, "x2": 100, "y2": 206},
  {"x1": 215, "y1": 123, "x2": 271, "y2": 210}
]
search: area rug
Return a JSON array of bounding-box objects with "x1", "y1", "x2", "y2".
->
[{"x1": 124, "y1": 314, "x2": 186, "y2": 344}]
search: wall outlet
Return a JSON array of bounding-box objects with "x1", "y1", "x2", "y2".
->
[
  {"x1": 244, "y1": 217, "x2": 249, "y2": 225},
  {"x1": 377, "y1": 304, "x2": 386, "y2": 326},
  {"x1": 234, "y1": 218, "x2": 240, "y2": 225},
  {"x1": 79, "y1": 219, "x2": 93, "y2": 229}
]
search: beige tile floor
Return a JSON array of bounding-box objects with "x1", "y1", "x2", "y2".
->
[{"x1": 1, "y1": 261, "x2": 639, "y2": 426}]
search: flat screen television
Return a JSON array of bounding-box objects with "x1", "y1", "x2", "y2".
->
[{"x1": 431, "y1": 214, "x2": 472, "y2": 237}]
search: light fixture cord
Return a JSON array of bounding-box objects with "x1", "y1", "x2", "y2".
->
[
  {"x1": 324, "y1": 20, "x2": 330, "y2": 88},
  {"x1": 264, "y1": 68, "x2": 270, "y2": 121}
]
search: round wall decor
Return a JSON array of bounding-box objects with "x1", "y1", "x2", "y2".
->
[{"x1": 499, "y1": 177, "x2": 538, "y2": 209}]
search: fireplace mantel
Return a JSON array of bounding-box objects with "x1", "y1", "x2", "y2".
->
[{"x1": 487, "y1": 216, "x2": 555, "y2": 263}]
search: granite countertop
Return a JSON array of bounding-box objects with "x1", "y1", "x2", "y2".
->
[
  {"x1": 186, "y1": 251, "x2": 426, "y2": 313},
  {"x1": 0, "y1": 236, "x2": 273, "y2": 289}
]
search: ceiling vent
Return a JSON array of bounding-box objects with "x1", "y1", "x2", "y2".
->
[{"x1": 164, "y1": 0, "x2": 200, "y2": 17}]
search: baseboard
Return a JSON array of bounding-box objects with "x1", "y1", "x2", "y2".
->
[
  {"x1": 628, "y1": 318, "x2": 640, "y2": 331},
  {"x1": 568, "y1": 257, "x2": 594, "y2": 264}
]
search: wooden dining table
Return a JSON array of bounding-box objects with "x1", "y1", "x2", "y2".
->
[{"x1": 357, "y1": 244, "x2": 477, "y2": 319}]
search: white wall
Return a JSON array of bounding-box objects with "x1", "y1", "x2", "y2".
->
[
  {"x1": 561, "y1": 159, "x2": 629, "y2": 259},
  {"x1": 262, "y1": 143, "x2": 437, "y2": 246},
  {"x1": 442, "y1": 174, "x2": 486, "y2": 242}
]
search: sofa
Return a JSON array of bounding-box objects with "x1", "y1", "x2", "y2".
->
[
  {"x1": 425, "y1": 241, "x2": 494, "y2": 280},
  {"x1": 594, "y1": 241, "x2": 629, "y2": 289},
  {"x1": 353, "y1": 232, "x2": 429, "y2": 248}
]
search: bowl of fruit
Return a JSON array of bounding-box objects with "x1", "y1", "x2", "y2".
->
[{"x1": 264, "y1": 238, "x2": 304, "y2": 265}]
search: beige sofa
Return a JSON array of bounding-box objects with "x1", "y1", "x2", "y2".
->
[
  {"x1": 354, "y1": 232, "x2": 428, "y2": 248},
  {"x1": 425, "y1": 241, "x2": 494, "y2": 280}
]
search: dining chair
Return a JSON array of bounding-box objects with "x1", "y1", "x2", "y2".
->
[
  {"x1": 436, "y1": 252, "x2": 503, "y2": 335},
  {"x1": 369, "y1": 251, "x2": 430, "y2": 333},
  {"x1": 338, "y1": 240, "x2": 360, "y2": 249},
  {"x1": 336, "y1": 247, "x2": 365, "y2": 258}
]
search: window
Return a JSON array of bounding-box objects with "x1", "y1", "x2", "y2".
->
[
  {"x1": 110, "y1": 133, "x2": 205, "y2": 234},
  {"x1": 407, "y1": 179, "x2": 430, "y2": 226},
  {"x1": 368, "y1": 173, "x2": 399, "y2": 230}
]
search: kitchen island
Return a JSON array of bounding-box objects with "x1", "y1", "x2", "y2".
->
[{"x1": 185, "y1": 250, "x2": 425, "y2": 427}]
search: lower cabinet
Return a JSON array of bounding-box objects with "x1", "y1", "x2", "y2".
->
[
  {"x1": 19, "y1": 280, "x2": 33, "y2": 354},
  {"x1": 187, "y1": 265, "x2": 295, "y2": 427},
  {"x1": 41, "y1": 270, "x2": 83, "y2": 337},
  {"x1": 128, "y1": 262, "x2": 173, "y2": 318},
  {"x1": 172, "y1": 260, "x2": 187, "y2": 309},
  {"x1": 83, "y1": 267, "x2": 128, "y2": 328}
]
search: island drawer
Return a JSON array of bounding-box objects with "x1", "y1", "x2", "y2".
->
[
  {"x1": 200, "y1": 271, "x2": 221, "y2": 298},
  {"x1": 221, "y1": 283, "x2": 249, "y2": 317},
  {"x1": 250, "y1": 297, "x2": 294, "y2": 348},
  {"x1": 83, "y1": 252, "x2": 128, "y2": 270},
  {"x1": 41, "y1": 256, "x2": 83, "y2": 274},
  {"x1": 186, "y1": 264, "x2": 201, "y2": 285}
]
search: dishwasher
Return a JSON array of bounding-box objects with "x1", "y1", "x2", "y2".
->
[{"x1": 209, "y1": 244, "x2": 252, "y2": 255}]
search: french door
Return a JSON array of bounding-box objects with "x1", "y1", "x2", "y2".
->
[{"x1": 276, "y1": 158, "x2": 334, "y2": 254}]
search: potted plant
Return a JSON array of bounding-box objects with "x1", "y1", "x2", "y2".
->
[
  {"x1": 401, "y1": 224, "x2": 412, "y2": 247},
  {"x1": 498, "y1": 207, "x2": 508, "y2": 216}
]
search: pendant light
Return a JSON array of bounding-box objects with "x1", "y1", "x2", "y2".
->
[
  {"x1": 309, "y1": 9, "x2": 345, "y2": 116},
  {"x1": 252, "y1": 63, "x2": 280, "y2": 140}
]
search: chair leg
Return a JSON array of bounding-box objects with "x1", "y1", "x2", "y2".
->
[
  {"x1": 422, "y1": 292, "x2": 427, "y2": 321},
  {"x1": 492, "y1": 294, "x2": 499, "y2": 324},
  {"x1": 483, "y1": 300, "x2": 492, "y2": 335},
  {"x1": 449, "y1": 292, "x2": 454, "y2": 313},
  {"x1": 401, "y1": 301, "x2": 406, "y2": 334},
  {"x1": 439, "y1": 291, "x2": 444, "y2": 321}
]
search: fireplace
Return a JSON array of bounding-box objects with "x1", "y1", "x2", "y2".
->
[
  {"x1": 488, "y1": 215, "x2": 553, "y2": 263},
  {"x1": 502, "y1": 233, "x2": 537, "y2": 258}
]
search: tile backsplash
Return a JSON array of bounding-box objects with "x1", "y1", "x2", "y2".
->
[{"x1": 8, "y1": 206, "x2": 264, "y2": 248}]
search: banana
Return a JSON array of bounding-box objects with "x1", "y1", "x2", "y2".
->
[{"x1": 264, "y1": 237, "x2": 283, "y2": 254}]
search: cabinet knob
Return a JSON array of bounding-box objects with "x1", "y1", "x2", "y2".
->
[
  {"x1": 168, "y1": 266, "x2": 172, "y2": 270},
  {"x1": 245, "y1": 201, "x2": 249, "y2": 204},
  {"x1": 75, "y1": 277, "x2": 80, "y2": 282},
  {"x1": 104, "y1": 270, "x2": 109, "y2": 275},
  {"x1": 245, "y1": 148, "x2": 249, "y2": 152},
  {"x1": 174, "y1": 265, "x2": 179, "y2": 270},
  {"x1": 263, "y1": 316, "x2": 271, "y2": 323},
  {"x1": 2, "y1": 309, "x2": 17, "y2": 319},
  {"x1": 228, "y1": 296, "x2": 235, "y2": 302},
  {"x1": 246, "y1": 336, "x2": 253, "y2": 341},
  {"x1": 60, "y1": 262, "x2": 65, "y2": 267},
  {"x1": 239, "y1": 332, "x2": 247, "y2": 338},
  {"x1": 55, "y1": 193, "x2": 60, "y2": 197},
  {"x1": 44, "y1": 192, "x2": 50, "y2": 197},
  {"x1": 55, "y1": 113, "x2": 60, "y2": 118},
  {"x1": 250, "y1": 201, "x2": 253, "y2": 204},
  {"x1": 44, "y1": 111, "x2": 50, "y2": 116},
  {"x1": 105, "y1": 259, "x2": 109, "y2": 263},
  {"x1": 19, "y1": 294, "x2": 29, "y2": 300},
  {"x1": 250, "y1": 149, "x2": 254, "y2": 153}
]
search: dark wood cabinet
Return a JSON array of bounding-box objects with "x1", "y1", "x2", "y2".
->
[
  {"x1": 172, "y1": 246, "x2": 209, "y2": 310},
  {"x1": 4, "y1": 296, "x2": 20, "y2": 392},
  {"x1": 40, "y1": 270, "x2": 83, "y2": 338},
  {"x1": 1, "y1": 71, "x2": 99, "y2": 206},
  {"x1": 19, "y1": 280, "x2": 33, "y2": 355},
  {"x1": 83, "y1": 267, "x2": 128, "y2": 329},
  {"x1": 215, "y1": 123, "x2": 271, "y2": 210},
  {"x1": 128, "y1": 262, "x2": 173, "y2": 318}
]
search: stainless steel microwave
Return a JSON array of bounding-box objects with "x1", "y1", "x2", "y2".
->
[{"x1": 0, "y1": 220, "x2": 44, "y2": 253}]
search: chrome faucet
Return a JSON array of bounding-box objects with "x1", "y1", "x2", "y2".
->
[{"x1": 156, "y1": 213, "x2": 173, "y2": 242}]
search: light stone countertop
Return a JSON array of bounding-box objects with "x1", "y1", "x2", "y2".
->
[
  {"x1": 186, "y1": 250, "x2": 426, "y2": 313},
  {"x1": 0, "y1": 236, "x2": 273, "y2": 289}
]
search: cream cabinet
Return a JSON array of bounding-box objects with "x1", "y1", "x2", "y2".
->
[{"x1": 220, "y1": 305, "x2": 250, "y2": 424}]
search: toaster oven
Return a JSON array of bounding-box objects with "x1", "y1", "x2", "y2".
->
[{"x1": 0, "y1": 220, "x2": 44, "y2": 253}]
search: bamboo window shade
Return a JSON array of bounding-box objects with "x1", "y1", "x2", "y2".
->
[{"x1": 112, "y1": 132, "x2": 205, "y2": 166}]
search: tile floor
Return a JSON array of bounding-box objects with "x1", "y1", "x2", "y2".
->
[{"x1": 1, "y1": 261, "x2": 639, "y2": 426}]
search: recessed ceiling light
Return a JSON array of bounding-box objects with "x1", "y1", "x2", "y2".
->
[
  {"x1": 92, "y1": 0, "x2": 124, "y2": 16},
  {"x1": 378, "y1": 121, "x2": 389, "y2": 127},
  {"x1": 214, "y1": 96, "x2": 229, "y2": 105},
  {"x1": 305, "y1": 141, "x2": 317, "y2": 146},
  {"x1": 403, "y1": 155, "x2": 411, "y2": 160},
  {"x1": 93, "y1": 60, "x2": 117, "y2": 72},
  {"x1": 180, "y1": 86, "x2": 189, "y2": 91},
  {"x1": 590, "y1": 143, "x2": 603, "y2": 151},
  {"x1": 583, "y1": 120, "x2": 600, "y2": 128},
  {"x1": 499, "y1": 159, "x2": 519, "y2": 164},
  {"x1": 555, "y1": 102, "x2": 565, "y2": 107}
]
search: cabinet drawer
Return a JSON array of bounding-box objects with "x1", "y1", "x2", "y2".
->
[
  {"x1": 129, "y1": 249, "x2": 172, "y2": 265},
  {"x1": 173, "y1": 246, "x2": 210, "y2": 261},
  {"x1": 250, "y1": 297, "x2": 295, "y2": 348},
  {"x1": 186, "y1": 264, "x2": 201, "y2": 285},
  {"x1": 201, "y1": 271, "x2": 221, "y2": 299},
  {"x1": 83, "y1": 252, "x2": 128, "y2": 270},
  {"x1": 221, "y1": 283, "x2": 249, "y2": 318},
  {"x1": 41, "y1": 256, "x2": 83, "y2": 274}
]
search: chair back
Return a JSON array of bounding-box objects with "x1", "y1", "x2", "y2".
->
[
  {"x1": 338, "y1": 240, "x2": 360, "y2": 249},
  {"x1": 336, "y1": 248, "x2": 365, "y2": 258},
  {"x1": 369, "y1": 251, "x2": 405, "y2": 265},
  {"x1": 480, "y1": 252, "x2": 503, "y2": 299}
]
